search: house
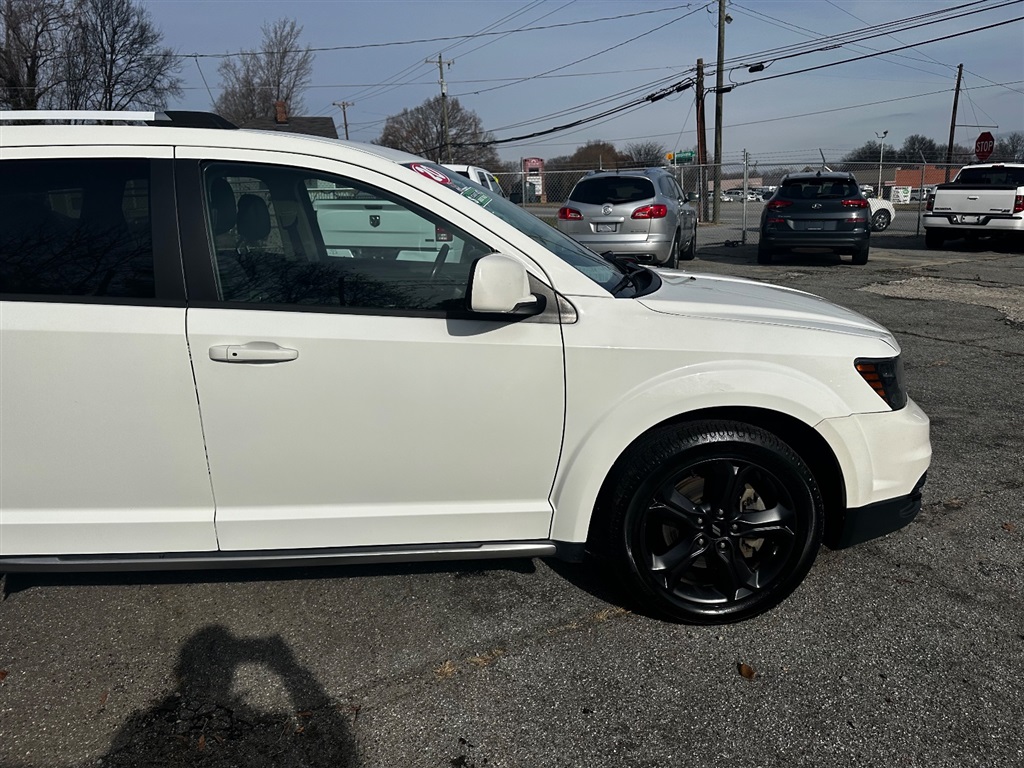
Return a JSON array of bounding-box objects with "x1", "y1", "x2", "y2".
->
[{"x1": 238, "y1": 101, "x2": 339, "y2": 139}]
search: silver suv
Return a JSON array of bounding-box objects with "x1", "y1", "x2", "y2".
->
[{"x1": 556, "y1": 168, "x2": 697, "y2": 268}]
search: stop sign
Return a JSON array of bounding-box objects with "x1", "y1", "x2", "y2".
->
[{"x1": 975, "y1": 131, "x2": 995, "y2": 161}]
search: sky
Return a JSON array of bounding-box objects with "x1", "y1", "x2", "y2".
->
[{"x1": 142, "y1": 0, "x2": 1024, "y2": 167}]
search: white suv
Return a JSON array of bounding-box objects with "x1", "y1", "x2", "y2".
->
[{"x1": 0, "y1": 111, "x2": 931, "y2": 624}]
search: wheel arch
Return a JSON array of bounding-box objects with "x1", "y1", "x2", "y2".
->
[{"x1": 581, "y1": 407, "x2": 846, "y2": 553}]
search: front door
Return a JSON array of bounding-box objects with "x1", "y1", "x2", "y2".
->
[{"x1": 178, "y1": 153, "x2": 565, "y2": 551}]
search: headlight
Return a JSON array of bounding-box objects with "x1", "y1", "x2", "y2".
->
[{"x1": 855, "y1": 356, "x2": 907, "y2": 410}]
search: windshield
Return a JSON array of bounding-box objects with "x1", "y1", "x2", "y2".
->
[{"x1": 402, "y1": 162, "x2": 623, "y2": 291}]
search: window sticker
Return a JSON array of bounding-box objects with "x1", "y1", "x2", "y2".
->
[
  {"x1": 410, "y1": 163, "x2": 450, "y2": 185},
  {"x1": 460, "y1": 187, "x2": 493, "y2": 208}
]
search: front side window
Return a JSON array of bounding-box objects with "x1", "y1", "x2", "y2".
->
[
  {"x1": 202, "y1": 163, "x2": 492, "y2": 313},
  {"x1": 401, "y1": 162, "x2": 626, "y2": 292},
  {"x1": 0, "y1": 158, "x2": 154, "y2": 298}
]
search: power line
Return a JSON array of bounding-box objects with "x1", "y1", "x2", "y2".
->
[{"x1": 178, "y1": 4, "x2": 700, "y2": 59}]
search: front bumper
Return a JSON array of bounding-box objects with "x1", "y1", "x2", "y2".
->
[{"x1": 829, "y1": 472, "x2": 927, "y2": 549}]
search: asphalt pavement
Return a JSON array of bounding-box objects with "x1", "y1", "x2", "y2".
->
[{"x1": 1, "y1": 235, "x2": 1022, "y2": 768}]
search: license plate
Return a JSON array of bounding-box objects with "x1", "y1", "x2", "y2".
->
[
  {"x1": 957, "y1": 215, "x2": 980, "y2": 224},
  {"x1": 595, "y1": 223, "x2": 617, "y2": 233}
]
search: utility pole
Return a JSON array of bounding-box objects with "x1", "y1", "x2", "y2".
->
[
  {"x1": 695, "y1": 58, "x2": 709, "y2": 222},
  {"x1": 944, "y1": 63, "x2": 963, "y2": 182},
  {"x1": 712, "y1": 0, "x2": 728, "y2": 224},
  {"x1": 429, "y1": 54, "x2": 454, "y2": 162},
  {"x1": 333, "y1": 101, "x2": 353, "y2": 140}
]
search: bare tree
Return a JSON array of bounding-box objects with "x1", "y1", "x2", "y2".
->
[
  {"x1": 1, "y1": 0, "x2": 180, "y2": 111},
  {"x1": 376, "y1": 95, "x2": 500, "y2": 167},
  {"x1": 0, "y1": 0, "x2": 70, "y2": 109},
  {"x1": 75, "y1": 0, "x2": 181, "y2": 110},
  {"x1": 544, "y1": 140, "x2": 621, "y2": 171},
  {"x1": 215, "y1": 18, "x2": 313, "y2": 124},
  {"x1": 993, "y1": 131, "x2": 1024, "y2": 162},
  {"x1": 622, "y1": 140, "x2": 668, "y2": 168}
]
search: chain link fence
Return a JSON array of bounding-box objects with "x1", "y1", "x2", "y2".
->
[{"x1": 498, "y1": 157, "x2": 971, "y2": 247}]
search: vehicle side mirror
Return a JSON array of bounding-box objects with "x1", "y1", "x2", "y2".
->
[{"x1": 468, "y1": 253, "x2": 541, "y2": 315}]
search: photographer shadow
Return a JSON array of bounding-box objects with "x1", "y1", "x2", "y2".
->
[{"x1": 100, "y1": 624, "x2": 359, "y2": 767}]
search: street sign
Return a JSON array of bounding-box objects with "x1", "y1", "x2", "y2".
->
[
  {"x1": 975, "y1": 131, "x2": 995, "y2": 162},
  {"x1": 675, "y1": 151, "x2": 695, "y2": 164}
]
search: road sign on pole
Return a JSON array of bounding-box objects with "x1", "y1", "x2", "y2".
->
[
  {"x1": 975, "y1": 131, "x2": 995, "y2": 162},
  {"x1": 675, "y1": 151, "x2": 695, "y2": 165}
]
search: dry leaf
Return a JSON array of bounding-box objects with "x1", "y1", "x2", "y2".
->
[
  {"x1": 98, "y1": 690, "x2": 109, "y2": 709},
  {"x1": 1002, "y1": 522, "x2": 1017, "y2": 533},
  {"x1": 737, "y1": 662, "x2": 757, "y2": 680},
  {"x1": 434, "y1": 660, "x2": 458, "y2": 679},
  {"x1": 197, "y1": 734, "x2": 206, "y2": 752},
  {"x1": 0, "y1": 669, "x2": 8, "y2": 683},
  {"x1": 296, "y1": 710, "x2": 313, "y2": 718}
]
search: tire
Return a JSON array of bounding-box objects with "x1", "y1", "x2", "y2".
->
[
  {"x1": 593, "y1": 421, "x2": 824, "y2": 624},
  {"x1": 871, "y1": 209, "x2": 891, "y2": 232},
  {"x1": 757, "y1": 243, "x2": 773, "y2": 264},
  {"x1": 680, "y1": 226, "x2": 697, "y2": 261},
  {"x1": 851, "y1": 243, "x2": 869, "y2": 265},
  {"x1": 925, "y1": 229, "x2": 945, "y2": 250},
  {"x1": 666, "y1": 231, "x2": 680, "y2": 269}
]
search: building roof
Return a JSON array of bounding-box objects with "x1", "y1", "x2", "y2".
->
[{"x1": 239, "y1": 116, "x2": 339, "y2": 139}]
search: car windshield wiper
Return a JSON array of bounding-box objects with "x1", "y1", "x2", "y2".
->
[{"x1": 603, "y1": 253, "x2": 648, "y2": 296}]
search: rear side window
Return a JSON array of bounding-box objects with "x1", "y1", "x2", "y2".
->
[
  {"x1": 0, "y1": 158, "x2": 154, "y2": 298},
  {"x1": 569, "y1": 177, "x2": 656, "y2": 205},
  {"x1": 955, "y1": 167, "x2": 1024, "y2": 185}
]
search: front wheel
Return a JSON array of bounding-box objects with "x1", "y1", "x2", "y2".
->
[
  {"x1": 594, "y1": 421, "x2": 824, "y2": 624},
  {"x1": 871, "y1": 209, "x2": 891, "y2": 232}
]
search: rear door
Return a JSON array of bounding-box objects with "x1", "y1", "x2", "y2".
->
[
  {"x1": 0, "y1": 150, "x2": 215, "y2": 556},
  {"x1": 174, "y1": 148, "x2": 565, "y2": 552}
]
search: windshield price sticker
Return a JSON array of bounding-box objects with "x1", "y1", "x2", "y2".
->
[{"x1": 410, "y1": 163, "x2": 450, "y2": 184}]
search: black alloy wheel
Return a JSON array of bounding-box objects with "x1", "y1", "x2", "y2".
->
[{"x1": 596, "y1": 421, "x2": 823, "y2": 623}]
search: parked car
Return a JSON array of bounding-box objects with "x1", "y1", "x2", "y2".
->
[
  {"x1": 556, "y1": 168, "x2": 698, "y2": 268},
  {"x1": 868, "y1": 198, "x2": 896, "y2": 232},
  {"x1": 924, "y1": 163, "x2": 1024, "y2": 249},
  {"x1": 440, "y1": 163, "x2": 505, "y2": 197},
  {"x1": 759, "y1": 172, "x2": 872, "y2": 264},
  {"x1": 0, "y1": 111, "x2": 930, "y2": 624}
]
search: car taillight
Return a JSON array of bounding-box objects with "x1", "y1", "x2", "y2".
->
[
  {"x1": 1014, "y1": 194, "x2": 1024, "y2": 214},
  {"x1": 926, "y1": 193, "x2": 935, "y2": 212},
  {"x1": 632, "y1": 204, "x2": 667, "y2": 219},
  {"x1": 766, "y1": 200, "x2": 792, "y2": 210},
  {"x1": 558, "y1": 207, "x2": 582, "y2": 220},
  {"x1": 841, "y1": 198, "x2": 869, "y2": 208}
]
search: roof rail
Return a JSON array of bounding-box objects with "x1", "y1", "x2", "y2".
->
[{"x1": 0, "y1": 109, "x2": 237, "y2": 129}]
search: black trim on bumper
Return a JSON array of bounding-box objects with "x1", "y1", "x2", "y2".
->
[{"x1": 829, "y1": 472, "x2": 927, "y2": 549}]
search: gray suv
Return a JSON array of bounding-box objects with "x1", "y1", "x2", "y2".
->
[{"x1": 556, "y1": 168, "x2": 697, "y2": 268}]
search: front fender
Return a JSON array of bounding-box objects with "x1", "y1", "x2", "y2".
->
[{"x1": 549, "y1": 359, "x2": 860, "y2": 544}]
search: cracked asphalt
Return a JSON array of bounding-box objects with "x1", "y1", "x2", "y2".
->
[{"x1": 1, "y1": 234, "x2": 1022, "y2": 768}]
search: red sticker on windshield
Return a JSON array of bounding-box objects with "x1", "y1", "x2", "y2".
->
[{"x1": 411, "y1": 164, "x2": 451, "y2": 184}]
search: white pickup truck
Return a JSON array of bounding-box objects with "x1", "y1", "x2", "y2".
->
[{"x1": 923, "y1": 163, "x2": 1024, "y2": 248}]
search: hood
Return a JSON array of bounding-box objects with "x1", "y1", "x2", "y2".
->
[{"x1": 638, "y1": 270, "x2": 897, "y2": 345}]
